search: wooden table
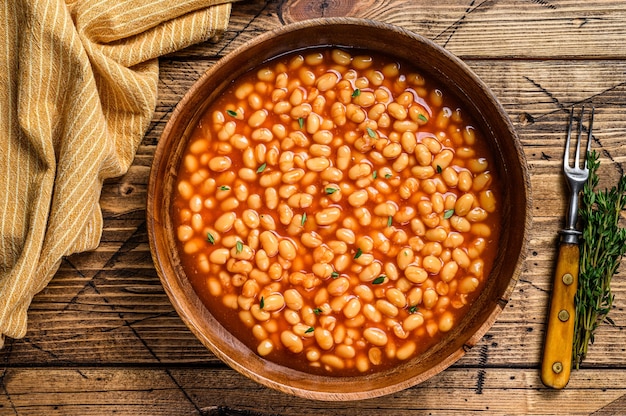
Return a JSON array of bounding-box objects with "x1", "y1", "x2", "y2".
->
[{"x1": 2, "y1": 1, "x2": 626, "y2": 414}]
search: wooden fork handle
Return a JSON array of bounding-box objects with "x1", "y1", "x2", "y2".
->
[{"x1": 541, "y1": 242, "x2": 579, "y2": 389}]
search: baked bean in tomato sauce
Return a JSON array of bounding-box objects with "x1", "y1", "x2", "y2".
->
[{"x1": 172, "y1": 48, "x2": 501, "y2": 375}]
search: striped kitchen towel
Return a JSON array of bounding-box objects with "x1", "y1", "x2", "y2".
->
[{"x1": 0, "y1": 0, "x2": 235, "y2": 348}]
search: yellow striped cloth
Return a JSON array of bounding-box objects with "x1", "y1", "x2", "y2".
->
[{"x1": 0, "y1": 0, "x2": 235, "y2": 348}]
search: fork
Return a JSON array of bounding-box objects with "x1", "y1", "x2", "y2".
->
[{"x1": 541, "y1": 106, "x2": 594, "y2": 389}]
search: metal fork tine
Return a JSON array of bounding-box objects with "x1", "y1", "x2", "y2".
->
[
  {"x1": 564, "y1": 107, "x2": 574, "y2": 169},
  {"x1": 574, "y1": 106, "x2": 585, "y2": 170},
  {"x1": 584, "y1": 107, "x2": 595, "y2": 169}
]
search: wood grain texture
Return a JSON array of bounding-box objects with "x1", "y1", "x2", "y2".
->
[
  {"x1": 2, "y1": 0, "x2": 626, "y2": 413},
  {"x1": 2, "y1": 368, "x2": 626, "y2": 415}
]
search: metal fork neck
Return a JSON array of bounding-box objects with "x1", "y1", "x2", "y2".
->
[{"x1": 561, "y1": 189, "x2": 582, "y2": 244}]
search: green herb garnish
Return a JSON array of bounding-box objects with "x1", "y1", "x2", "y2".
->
[
  {"x1": 418, "y1": 113, "x2": 428, "y2": 122},
  {"x1": 236, "y1": 240, "x2": 243, "y2": 254},
  {"x1": 313, "y1": 307, "x2": 323, "y2": 315},
  {"x1": 408, "y1": 305, "x2": 418, "y2": 314},
  {"x1": 331, "y1": 271, "x2": 339, "y2": 279},
  {"x1": 206, "y1": 232, "x2": 215, "y2": 244},
  {"x1": 219, "y1": 185, "x2": 230, "y2": 191},
  {"x1": 444, "y1": 209, "x2": 455, "y2": 219},
  {"x1": 573, "y1": 151, "x2": 626, "y2": 368},
  {"x1": 436, "y1": 165, "x2": 442, "y2": 174},
  {"x1": 305, "y1": 327, "x2": 314, "y2": 334},
  {"x1": 352, "y1": 88, "x2": 361, "y2": 97},
  {"x1": 372, "y1": 170, "x2": 378, "y2": 179},
  {"x1": 325, "y1": 187, "x2": 338, "y2": 194},
  {"x1": 301, "y1": 213, "x2": 307, "y2": 227},
  {"x1": 354, "y1": 248, "x2": 363, "y2": 259},
  {"x1": 372, "y1": 275, "x2": 386, "y2": 285},
  {"x1": 259, "y1": 297, "x2": 265, "y2": 309},
  {"x1": 366, "y1": 127, "x2": 377, "y2": 138},
  {"x1": 298, "y1": 117, "x2": 304, "y2": 129},
  {"x1": 256, "y1": 163, "x2": 267, "y2": 173},
  {"x1": 385, "y1": 173, "x2": 392, "y2": 179},
  {"x1": 226, "y1": 109, "x2": 238, "y2": 117},
  {"x1": 387, "y1": 216, "x2": 393, "y2": 227}
]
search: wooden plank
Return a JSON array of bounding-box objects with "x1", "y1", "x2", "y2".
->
[
  {"x1": 1, "y1": 368, "x2": 201, "y2": 416},
  {"x1": 174, "y1": 0, "x2": 626, "y2": 60},
  {"x1": 2, "y1": 367, "x2": 626, "y2": 415}
]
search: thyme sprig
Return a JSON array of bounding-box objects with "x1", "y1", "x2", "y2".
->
[{"x1": 573, "y1": 151, "x2": 626, "y2": 368}]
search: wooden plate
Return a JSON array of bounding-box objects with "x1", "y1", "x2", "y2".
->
[{"x1": 147, "y1": 18, "x2": 532, "y2": 401}]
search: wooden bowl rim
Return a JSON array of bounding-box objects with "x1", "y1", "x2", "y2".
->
[{"x1": 147, "y1": 17, "x2": 533, "y2": 401}]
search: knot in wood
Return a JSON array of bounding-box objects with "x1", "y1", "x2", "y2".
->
[{"x1": 280, "y1": 0, "x2": 377, "y2": 23}]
